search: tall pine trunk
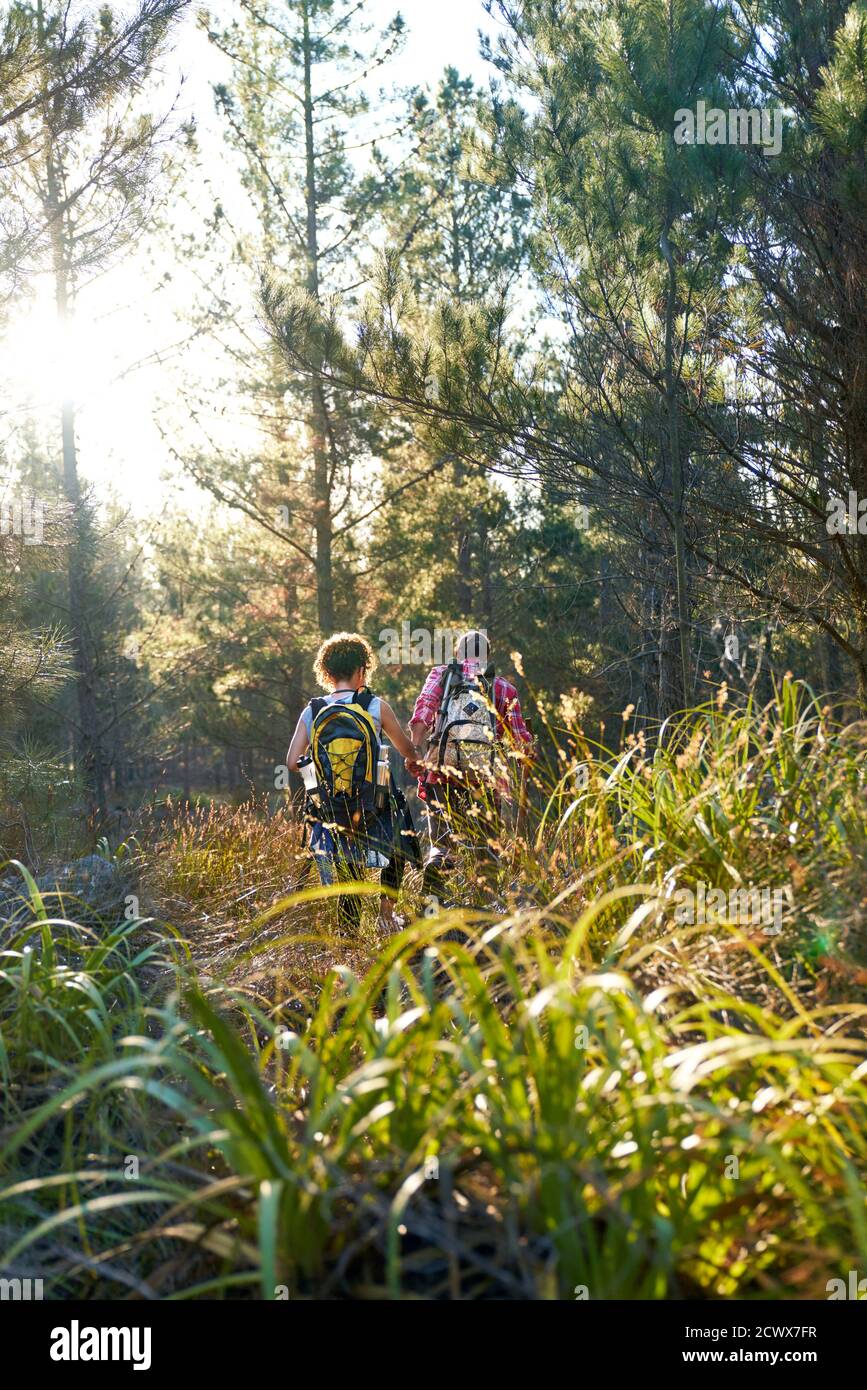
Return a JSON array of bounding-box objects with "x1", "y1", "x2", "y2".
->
[
  {"x1": 302, "y1": 0, "x2": 334, "y2": 634},
  {"x1": 39, "y1": 0, "x2": 106, "y2": 818},
  {"x1": 660, "y1": 213, "x2": 690, "y2": 709}
]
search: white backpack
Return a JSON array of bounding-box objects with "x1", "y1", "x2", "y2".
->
[{"x1": 433, "y1": 668, "x2": 497, "y2": 780}]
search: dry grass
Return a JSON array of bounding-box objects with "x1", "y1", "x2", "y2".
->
[{"x1": 2, "y1": 681, "x2": 867, "y2": 1299}]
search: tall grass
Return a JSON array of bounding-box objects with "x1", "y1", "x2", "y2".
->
[
  {"x1": 1, "y1": 681, "x2": 865, "y2": 1299},
  {"x1": 534, "y1": 679, "x2": 867, "y2": 993}
]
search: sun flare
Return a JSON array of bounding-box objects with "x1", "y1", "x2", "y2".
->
[{"x1": 2, "y1": 292, "x2": 119, "y2": 411}]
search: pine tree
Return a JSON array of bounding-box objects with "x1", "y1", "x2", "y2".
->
[
  {"x1": 718, "y1": 0, "x2": 867, "y2": 705},
  {"x1": 198, "y1": 0, "x2": 407, "y2": 633},
  {"x1": 374, "y1": 66, "x2": 529, "y2": 306},
  {"x1": 265, "y1": 0, "x2": 747, "y2": 720},
  {"x1": 1, "y1": 0, "x2": 186, "y2": 818}
]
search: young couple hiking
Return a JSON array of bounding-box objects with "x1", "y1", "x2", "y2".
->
[{"x1": 286, "y1": 629, "x2": 533, "y2": 931}]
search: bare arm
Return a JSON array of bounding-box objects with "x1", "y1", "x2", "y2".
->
[
  {"x1": 379, "y1": 700, "x2": 418, "y2": 762},
  {"x1": 286, "y1": 714, "x2": 310, "y2": 771},
  {"x1": 409, "y1": 717, "x2": 429, "y2": 753}
]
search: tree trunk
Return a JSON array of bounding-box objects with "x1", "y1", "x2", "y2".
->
[
  {"x1": 453, "y1": 459, "x2": 474, "y2": 617},
  {"x1": 660, "y1": 211, "x2": 691, "y2": 712},
  {"x1": 302, "y1": 1, "x2": 335, "y2": 633},
  {"x1": 853, "y1": 617, "x2": 867, "y2": 714},
  {"x1": 477, "y1": 514, "x2": 494, "y2": 631},
  {"x1": 661, "y1": 20, "x2": 691, "y2": 709},
  {"x1": 639, "y1": 514, "x2": 683, "y2": 726},
  {"x1": 38, "y1": 0, "x2": 107, "y2": 818},
  {"x1": 598, "y1": 550, "x2": 614, "y2": 641}
]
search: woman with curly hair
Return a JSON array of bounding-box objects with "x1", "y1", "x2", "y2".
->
[{"x1": 287, "y1": 633, "x2": 422, "y2": 932}]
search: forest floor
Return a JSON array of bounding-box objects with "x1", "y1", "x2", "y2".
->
[{"x1": 3, "y1": 682, "x2": 867, "y2": 1299}]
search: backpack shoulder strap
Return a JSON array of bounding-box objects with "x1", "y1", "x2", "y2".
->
[
  {"x1": 354, "y1": 687, "x2": 375, "y2": 711},
  {"x1": 308, "y1": 697, "x2": 327, "y2": 719}
]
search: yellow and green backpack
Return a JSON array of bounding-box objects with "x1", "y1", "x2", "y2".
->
[{"x1": 308, "y1": 689, "x2": 380, "y2": 831}]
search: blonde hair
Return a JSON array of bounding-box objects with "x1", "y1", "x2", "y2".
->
[{"x1": 312, "y1": 632, "x2": 377, "y2": 690}]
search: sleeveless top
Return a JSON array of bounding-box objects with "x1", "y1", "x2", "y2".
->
[{"x1": 301, "y1": 688, "x2": 383, "y2": 740}]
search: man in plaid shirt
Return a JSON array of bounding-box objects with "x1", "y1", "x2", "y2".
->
[{"x1": 407, "y1": 630, "x2": 533, "y2": 903}]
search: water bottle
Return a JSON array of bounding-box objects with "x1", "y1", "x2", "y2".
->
[
  {"x1": 375, "y1": 741, "x2": 391, "y2": 810},
  {"x1": 297, "y1": 755, "x2": 319, "y2": 801}
]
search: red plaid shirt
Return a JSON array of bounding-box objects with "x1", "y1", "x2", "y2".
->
[{"x1": 411, "y1": 660, "x2": 533, "y2": 793}]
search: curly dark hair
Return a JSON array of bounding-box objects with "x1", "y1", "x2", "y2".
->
[{"x1": 313, "y1": 632, "x2": 377, "y2": 690}]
